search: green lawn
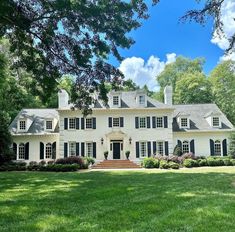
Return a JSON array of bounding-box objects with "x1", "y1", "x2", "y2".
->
[{"x1": 0, "y1": 167, "x2": 235, "y2": 232}]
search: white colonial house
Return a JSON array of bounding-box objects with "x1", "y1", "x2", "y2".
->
[{"x1": 9, "y1": 86, "x2": 234, "y2": 163}]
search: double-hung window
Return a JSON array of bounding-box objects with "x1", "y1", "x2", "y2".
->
[
  {"x1": 45, "y1": 143, "x2": 52, "y2": 159},
  {"x1": 113, "y1": 96, "x2": 119, "y2": 106},
  {"x1": 156, "y1": 117, "x2": 163, "y2": 128},
  {"x1": 86, "y1": 142, "x2": 93, "y2": 157},
  {"x1": 18, "y1": 143, "x2": 25, "y2": 159},
  {"x1": 182, "y1": 141, "x2": 189, "y2": 154},
  {"x1": 214, "y1": 140, "x2": 221, "y2": 156},
  {"x1": 181, "y1": 118, "x2": 188, "y2": 128},
  {"x1": 69, "y1": 142, "x2": 76, "y2": 156},
  {"x1": 113, "y1": 118, "x2": 120, "y2": 127},
  {"x1": 139, "y1": 117, "x2": 146, "y2": 128},
  {"x1": 139, "y1": 95, "x2": 145, "y2": 105},
  {"x1": 46, "y1": 120, "x2": 53, "y2": 130},
  {"x1": 157, "y1": 141, "x2": 164, "y2": 155},
  {"x1": 212, "y1": 117, "x2": 220, "y2": 127},
  {"x1": 85, "y1": 118, "x2": 92, "y2": 129},
  {"x1": 69, "y1": 118, "x2": 76, "y2": 129},
  {"x1": 19, "y1": 120, "x2": 26, "y2": 131},
  {"x1": 140, "y1": 141, "x2": 147, "y2": 158}
]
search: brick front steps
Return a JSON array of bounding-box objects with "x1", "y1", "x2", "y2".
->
[{"x1": 92, "y1": 160, "x2": 141, "y2": 169}]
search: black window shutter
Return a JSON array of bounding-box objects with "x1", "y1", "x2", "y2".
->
[
  {"x1": 40, "y1": 142, "x2": 44, "y2": 160},
  {"x1": 81, "y1": 142, "x2": 85, "y2": 157},
  {"x1": 93, "y1": 142, "x2": 96, "y2": 158},
  {"x1": 108, "y1": 117, "x2": 112, "y2": 127},
  {"x1": 76, "y1": 118, "x2": 80, "y2": 130},
  {"x1": 152, "y1": 117, "x2": 156, "y2": 128},
  {"x1": 120, "y1": 117, "x2": 124, "y2": 127},
  {"x1": 210, "y1": 139, "x2": 215, "y2": 156},
  {"x1": 136, "y1": 142, "x2": 139, "y2": 158},
  {"x1": 222, "y1": 139, "x2": 227, "y2": 156},
  {"x1": 92, "y1": 117, "x2": 96, "y2": 129},
  {"x1": 147, "y1": 141, "x2": 151, "y2": 157},
  {"x1": 164, "y1": 116, "x2": 168, "y2": 128},
  {"x1": 64, "y1": 118, "x2": 68, "y2": 130},
  {"x1": 76, "y1": 143, "x2": 80, "y2": 156},
  {"x1": 135, "y1": 117, "x2": 139, "y2": 129},
  {"x1": 64, "y1": 142, "x2": 68, "y2": 158},
  {"x1": 81, "y1": 118, "x2": 84, "y2": 130},
  {"x1": 190, "y1": 140, "x2": 195, "y2": 154},
  {"x1": 13, "y1": 143, "x2": 17, "y2": 160},
  {"x1": 165, "y1": 141, "x2": 169, "y2": 156},
  {"x1": 177, "y1": 140, "x2": 182, "y2": 149},
  {"x1": 52, "y1": 142, "x2": 56, "y2": 159},
  {"x1": 25, "y1": 142, "x2": 29, "y2": 160},
  {"x1": 153, "y1": 141, "x2": 157, "y2": 155},
  {"x1": 147, "y1": 117, "x2": 151, "y2": 128}
]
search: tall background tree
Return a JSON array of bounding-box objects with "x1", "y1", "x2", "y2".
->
[{"x1": 209, "y1": 60, "x2": 235, "y2": 125}]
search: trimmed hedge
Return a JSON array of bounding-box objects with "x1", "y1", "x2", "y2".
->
[
  {"x1": 142, "y1": 157, "x2": 159, "y2": 168},
  {"x1": 183, "y1": 159, "x2": 199, "y2": 168},
  {"x1": 39, "y1": 164, "x2": 80, "y2": 172}
]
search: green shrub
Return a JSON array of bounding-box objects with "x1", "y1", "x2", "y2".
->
[
  {"x1": 160, "y1": 160, "x2": 170, "y2": 169},
  {"x1": 142, "y1": 157, "x2": 155, "y2": 168},
  {"x1": 153, "y1": 159, "x2": 160, "y2": 168},
  {"x1": 198, "y1": 159, "x2": 208, "y2": 167},
  {"x1": 39, "y1": 164, "x2": 80, "y2": 172},
  {"x1": 0, "y1": 162, "x2": 27, "y2": 171},
  {"x1": 169, "y1": 162, "x2": 180, "y2": 169},
  {"x1": 231, "y1": 159, "x2": 235, "y2": 166},
  {"x1": 183, "y1": 159, "x2": 198, "y2": 168},
  {"x1": 84, "y1": 157, "x2": 95, "y2": 166},
  {"x1": 207, "y1": 157, "x2": 224, "y2": 166},
  {"x1": 223, "y1": 158, "x2": 233, "y2": 166}
]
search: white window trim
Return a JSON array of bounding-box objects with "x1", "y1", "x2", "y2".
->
[
  {"x1": 18, "y1": 119, "x2": 27, "y2": 132},
  {"x1": 69, "y1": 141, "x2": 76, "y2": 157},
  {"x1": 45, "y1": 119, "x2": 54, "y2": 131},
  {"x1": 182, "y1": 140, "x2": 190, "y2": 154},
  {"x1": 139, "y1": 117, "x2": 147, "y2": 129},
  {"x1": 139, "y1": 141, "x2": 148, "y2": 158},
  {"x1": 45, "y1": 143, "x2": 53, "y2": 159},
  {"x1": 214, "y1": 140, "x2": 222, "y2": 156},
  {"x1": 85, "y1": 118, "x2": 93, "y2": 130},
  {"x1": 85, "y1": 142, "x2": 93, "y2": 157},
  {"x1": 156, "y1": 116, "x2": 164, "y2": 128},
  {"x1": 112, "y1": 95, "x2": 121, "y2": 107},
  {"x1": 212, "y1": 117, "x2": 221, "y2": 128},
  {"x1": 156, "y1": 141, "x2": 165, "y2": 155},
  {"x1": 112, "y1": 117, "x2": 120, "y2": 128},
  {"x1": 18, "y1": 143, "x2": 25, "y2": 160},
  {"x1": 68, "y1": 118, "x2": 76, "y2": 130},
  {"x1": 180, "y1": 117, "x2": 189, "y2": 129},
  {"x1": 138, "y1": 95, "x2": 146, "y2": 106}
]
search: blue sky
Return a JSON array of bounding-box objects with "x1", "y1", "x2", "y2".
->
[{"x1": 110, "y1": 0, "x2": 235, "y2": 91}]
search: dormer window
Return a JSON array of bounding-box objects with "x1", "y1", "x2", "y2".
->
[
  {"x1": 180, "y1": 117, "x2": 188, "y2": 128},
  {"x1": 19, "y1": 120, "x2": 26, "y2": 131},
  {"x1": 45, "y1": 120, "x2": 53, "y2": 130},
  {"x1": 212, "y1": 117, "x2": 220, "y2": 127},
  {"x1": 113, "y1": 96, "x2": 120, "y2": 106},
  {"x1": 139, "y1": 95, "x2": 145, "y2": 105}
]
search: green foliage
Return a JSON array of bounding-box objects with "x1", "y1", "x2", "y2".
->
[
  {"x1": 174, "y1": 71, "x2": 212, "y2": 104},
  {"x1": 159, "y1": 160, "x2": 170, "y2": 169},
  {"x1": 0, "y1": 111, "x2": 13, "y2": 164},
  {"x1": 84, "y1": 157, "x2": 95, "y2": 166},
  {"x1": 207, "y1": 158, "x2": 224, "y2": 167},
  {"x1": 183, "y1": 159, "x2": 199, "y2": 168},
  {"x1": 223, "y1": 158, "x2": 233, "y2": 166},
  {"x1": 209, "y1": 60, "x2": 235, "y2": 125},
  {"x1": 0, "y1": 161, "x2": 27, "y2": 171},
  {"x1": 169, "y1": 162, "x2": 180, "y2": 169},
  {"x1": 142, "y1": 157, "x2": 155, "y2": 168},
  {"x1": 173, "y1": 145, "x2": 182, "y2": 156},
  {"x1": 39, "y1": 164, "x2": 80, "y2": 172},
  {"x1": 229, "y1": 132, "x2": 235, "y2": 158},
  {"x1": 198, "y1": 159, "x2": 208, "y2": 167}
]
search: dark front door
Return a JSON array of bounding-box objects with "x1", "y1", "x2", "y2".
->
[{"x1": 113, "y1": 143, "x2": 121, "y2": 159}]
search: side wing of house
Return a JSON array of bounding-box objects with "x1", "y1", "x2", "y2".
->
[
  {"x1": 9, "y1": 109, "x2": 60, "y2": 162},
  {"x1": 172, "y1": 104, "x2": 234, "y2": 156}
]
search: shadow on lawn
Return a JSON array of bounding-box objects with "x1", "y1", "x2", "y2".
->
[{"x1": 0, "y1": 171, "x2": 235, "y2": 232}]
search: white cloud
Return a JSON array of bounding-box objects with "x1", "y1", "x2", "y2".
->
[
  {"x1": 211, "y1": 0, "x2": 235, "y2": 60},
  {"x1": 119, "y1": 53, "x2": 176, "y2": 91}
]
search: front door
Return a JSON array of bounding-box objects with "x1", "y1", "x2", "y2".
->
[{"x1": 113, "y1": 142, "x2": 121, "y2": 159}]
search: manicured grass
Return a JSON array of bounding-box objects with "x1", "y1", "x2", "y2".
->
[{"x1": 0, "y1": 167, "x2": 235, "y2": 232}]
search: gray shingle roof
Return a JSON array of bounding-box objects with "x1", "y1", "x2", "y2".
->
[
  {"x1": 9, "y1": 109, "x2": 59, "y2": 135},
  {"x1": 173, "y1": 104, "x2": 234, "y2": 132},
  {"x1": 93, "y1": 91, "x2": 173, "y2": 109}
]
